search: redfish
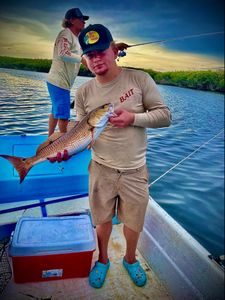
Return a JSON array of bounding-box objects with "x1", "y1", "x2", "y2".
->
[{"x1": 0, "y1": 103, "x2": 114, "y2": 183}]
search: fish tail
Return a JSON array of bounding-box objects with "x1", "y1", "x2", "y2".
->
[{"x1": 0, "y1": 155, "x2": 33, "y2": 183}]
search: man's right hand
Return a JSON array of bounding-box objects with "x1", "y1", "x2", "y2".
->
[
  {"x1": 115, "y1": 43, "x2": 130, "y2": 51},
  {"x1": 48, "y1": 149, "x2": 70, "y2": 163}
]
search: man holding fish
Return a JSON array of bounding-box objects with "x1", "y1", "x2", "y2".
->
[
  {"x1": 51, "y1": 23, "x2": 171, "y2": 288},
  {"x1": 74, "y1": 24, "x2": 171, "y2": 288}
]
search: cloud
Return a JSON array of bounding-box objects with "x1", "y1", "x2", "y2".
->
[
  {"x1": 0, "y1": 0, "x2": 223, "y2": 70},
  {"x1": 0, "y1": 18, "x2": 53, "y2": 58}
]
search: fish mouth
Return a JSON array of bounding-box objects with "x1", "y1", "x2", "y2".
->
[
  {"x1": 101, "y1": 103, "x2": 115, "y2": 118},
  {"x1": 101, "y1": 103, "x2": 114, "y2": 116},
  {"x1": 108, "y1": 103, "x2": 114, "y2": 116}
]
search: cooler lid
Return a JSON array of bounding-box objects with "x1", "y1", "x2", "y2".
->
[{"x1": 9, "y1": 215, "x2": 96, "y2": 256}]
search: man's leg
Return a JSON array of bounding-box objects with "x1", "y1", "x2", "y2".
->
[
  {"x1": 96, "y1": 220, "x2": 112, "y2": 264},
  {"x1": 58, "y1": 119, "x2": 69, "y2": 134},
  {"x1": 48, "y1": 114, "x2": 58, "y2": 136},
  {"x1": 123, "y1": 224, "x2": 140, "y2": 263},
  {"x1": 89, "y1": 220, "x2": 112, "y2": 288},
  {"x1": 47, "y1": 82, "x2": 70, "y2": 136},
  {"x1": 88, "y1": 161, "x2": 118, "y2": 288},
  {"x1": 122, "y1": 224, "x2": 147, "y2": 286}
]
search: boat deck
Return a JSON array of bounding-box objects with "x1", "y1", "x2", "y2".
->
[{"x1": 1, "y1": 223, "x2": 173, "y2": 300}]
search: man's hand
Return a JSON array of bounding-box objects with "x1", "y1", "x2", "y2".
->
[
  {"x1": 115, "y1": 43, "x2": 130, "y2": 51},
  {"x1": 109, "y1": 109, "x2": 135, "y2": 128},
  {"x1": 48, "y1": 149, "x2": 70, "y2": 163}
]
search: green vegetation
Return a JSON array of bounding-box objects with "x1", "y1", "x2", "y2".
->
[
  {"x1": 148, "y1": 69, "x2": 224, "y2": 93},
  {"x1": 0, "y1": 56, "x2": 52, "y2": 73},
  {"x1": 0, "y1": 56, "x2": 224, "y2": 92},
  {"x1": 0, "y1": 56, "x2": 92, "y2": 77}
]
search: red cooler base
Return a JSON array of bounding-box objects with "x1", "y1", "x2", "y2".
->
[{"x1": 12, "y1": 251, "x2": 94, "y2": 283}]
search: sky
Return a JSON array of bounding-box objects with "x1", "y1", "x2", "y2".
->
[{"x1": 0, "y1": 0, "x2": 224, "y2": 71}]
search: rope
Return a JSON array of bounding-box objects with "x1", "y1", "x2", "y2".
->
[
  {"x1": 0, "y1": 238, "x2": 12, "y2": 295},
  {"x1": 149, "y1": 129, "x2": 224, "y2": 187}
]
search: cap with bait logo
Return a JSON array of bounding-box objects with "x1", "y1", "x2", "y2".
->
[{"x1": 79, "y1": 24, "x2": 113, "y2": 55}]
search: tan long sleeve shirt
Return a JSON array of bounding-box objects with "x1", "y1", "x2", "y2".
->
[
  {"x1": 47, "y1": 28, "x2": 81, "y2": 90},
  {"x1": 75, "y1": 68, "x2": 171, "y2": 170}
]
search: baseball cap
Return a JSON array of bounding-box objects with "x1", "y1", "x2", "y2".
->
[
  {"x1": 65, "y1": 8, "x2": 89, "y2": 21},
  {"x1": 79, "y1": 24, "x2": 113, "y2": 55}
]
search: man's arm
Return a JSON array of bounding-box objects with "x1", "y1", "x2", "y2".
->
[
  {"x1": 110, "y1": 74, "x2": 171, "y2": 129},
  {"x1": 133, "y1": 74, "x2": 171, "y2": 128},
  {"x1": 57, "y1": 37, "x2": 81, "y2": 63}
]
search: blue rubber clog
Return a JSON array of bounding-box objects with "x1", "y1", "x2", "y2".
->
[
  {"x1": 89, "y1": 260, "x2": 110, "y2": 288},
  {"x1": 123, "y1": 258, "x2": 147, "y2": 287}
]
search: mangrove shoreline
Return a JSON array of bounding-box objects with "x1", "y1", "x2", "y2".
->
[{"x1": 0, "y1": 56, "x2": 224, "y2": 93}]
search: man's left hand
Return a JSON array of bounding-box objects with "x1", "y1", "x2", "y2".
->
[{"x1": 109, "y1": 109, "x2": 135, "y2": 128}]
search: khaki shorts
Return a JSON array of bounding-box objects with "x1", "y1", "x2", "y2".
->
[{"x1": 88, "y1": 160, "x2": 150, "y2": 232}]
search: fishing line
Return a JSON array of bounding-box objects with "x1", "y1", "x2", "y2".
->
[
  {"x1": 149, "y1": 128, "x2": 224, "y2": 187},
  {"x1": 117, "y1": 31, "x2": 224, "y2": 59},
  {"x1": 128, "y1": 31, "x2": 224, "y2": 48}
]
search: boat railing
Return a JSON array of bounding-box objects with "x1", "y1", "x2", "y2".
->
[{"x1": 0, "y1": 193, "x2": 89, "y2": 217}]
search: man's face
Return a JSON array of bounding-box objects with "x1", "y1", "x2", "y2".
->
[
  {"x1": 84, "y1": 46, "x2": 117, "y2": 76},
  {"x1": 72, "y1": 18, "x2": 86, "y2": 32}
]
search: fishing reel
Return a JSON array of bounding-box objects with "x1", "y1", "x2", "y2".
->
[{"x1": 117, "y1": 50, "x2": 127, "y2": 61}]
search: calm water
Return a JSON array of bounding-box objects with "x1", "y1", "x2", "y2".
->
[{"x1": 0, "y1": 68, "x2": 224, "y2": 256}]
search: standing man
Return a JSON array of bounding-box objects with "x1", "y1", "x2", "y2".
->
[
  {"x1": 76, "y1": 24, "x2": 172, "y2": 288},
  {"x1": 46, "y1": 9, "x2": 128, "y2": 137},
  {"x1": 46, "y1": 8, "x2": 89, "y2": 136}
]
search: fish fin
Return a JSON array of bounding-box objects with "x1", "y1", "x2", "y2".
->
[
  {"x1": 36, "y1": 140, "x2": 51, "y2": 154},
  {"x1": 67, "y1": 120, "x2": 79, "y2": 131},
  {"x1": 0, "y1": 155, "x2": 33, "y2": 183},
  {"x1": 36, "y1": 132, "x2": 64, "y2": 154},
  {"x1": 48, "y1": 132, "x2": 64, "y2": 142}
]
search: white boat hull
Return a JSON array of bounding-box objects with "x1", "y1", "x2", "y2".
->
[{"x1": 139, "y1": 197, "x2": 224, "y2": 300}]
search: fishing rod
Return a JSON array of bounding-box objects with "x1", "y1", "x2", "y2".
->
[
  {"x1": 70, "y1": 31, "x2": 224, "y2": 109},
  {"x1": 117, "y1": 30, "x2": 224, "y2": 58},
  {"x1": 130, "y1": 31, "x2": 224, "y2": 48}
]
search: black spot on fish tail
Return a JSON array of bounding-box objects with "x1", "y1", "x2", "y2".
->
[{"x1": 0, "y1": 154, "x2": 33, "y2": 183}]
